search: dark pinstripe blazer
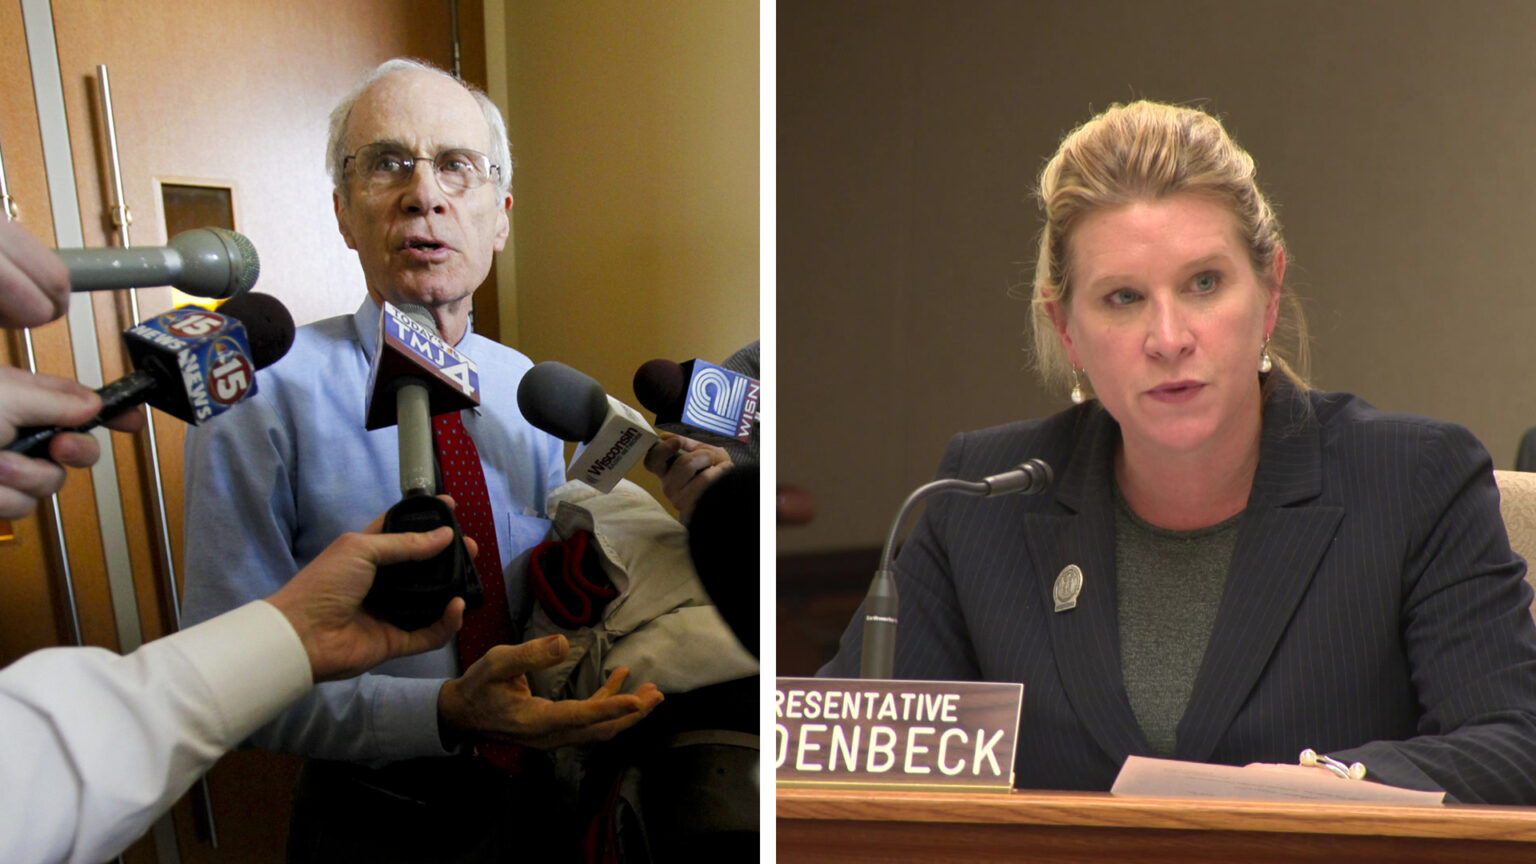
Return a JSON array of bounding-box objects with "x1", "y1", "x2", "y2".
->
[{"x1": 821, "y1": 382, "x2": 1536, "y2": 804}]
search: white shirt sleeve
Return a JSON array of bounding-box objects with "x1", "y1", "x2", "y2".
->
[{"x1": 0, "y1": 600, "x2": 312, "y2": 864}]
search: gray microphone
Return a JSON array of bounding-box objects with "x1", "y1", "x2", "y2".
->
[
  {"x1": 391, "y1": 305, "x2": 439, "y2": 498},
  {"x1": 517, "y1": 361, "x2": 659, "y2": 492},
  {"x1": 861, "y1": 458, "x2": 1053, "y2": 679},
  {"x1": 57, "y1": 227, "x2": 259, "y2": 299}
]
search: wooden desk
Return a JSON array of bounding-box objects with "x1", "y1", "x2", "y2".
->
[{"x1": 777, "y1": 787, "x2": 1536, "y2": 863}]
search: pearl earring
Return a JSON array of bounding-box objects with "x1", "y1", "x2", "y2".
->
[
  {"x1": 1070, "y1": 367, "x2": 1086, "y2": 405},
  {"x1": 1259, "y1": 337, "x2": 1273, "y2": 374}
]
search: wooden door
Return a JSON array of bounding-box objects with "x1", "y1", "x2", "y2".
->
[
  {"x1": 4, "y1": 1, "x2": 487, "y2": 860},
  {"x1": 0, "y1": 0, "x2": 124, "y2": 668}
]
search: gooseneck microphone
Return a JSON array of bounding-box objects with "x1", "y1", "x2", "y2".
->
[
  {"x1": 518, "y1": 361, "x2": 659, "y2": 492},
  {"x1": 861, "y1": 458, "x2": 1054, "y2": 679},
  {"x1": 57, "y1": 227, "x2": 261, "y2": 299},
  {"x1": 361, "y1": 303, "x2": 483, "y2": 630},
  {"x1": 6, "y1": 292, "x2": 295, "y2": 459}
]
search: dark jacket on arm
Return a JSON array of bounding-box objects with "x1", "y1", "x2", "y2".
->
[{"x1": 820, "y1": 382, "x2": 1536, "y2": 804}]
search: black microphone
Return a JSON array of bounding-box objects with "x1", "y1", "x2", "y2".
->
[
  {"x1": 518, "y1": 361, "x2": 659, "y2": 493},
  {"x1": 361, "y1": 303, "x2": 482, "y2": 630},
  {"x1": 687, "y1": 463, "x2": 759, "y2": 656},
  {"x1": 5, "y1": 292, "x2": 295, "y2": 458},
  {"x1": 58, "y1": 228, "x2": 261, "y2": 299},
  {"x1": 861, "y1": 458, "x2": 1053, "y2": 679},
  {"x1": 633, "y1": 357, "x2": 759, "y2": 448}
]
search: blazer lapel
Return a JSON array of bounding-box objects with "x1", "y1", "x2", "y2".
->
[
  {"x1": 1176, "y1": 385, "x2": 1344, "y2": 761},
  {"x1": 1027, "y1": 408, "x2": 1150, "y2": 764}
]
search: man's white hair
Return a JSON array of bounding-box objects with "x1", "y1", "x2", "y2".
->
[{"x1": 326, "y1": 58, "x2": 513, "y2": 201}]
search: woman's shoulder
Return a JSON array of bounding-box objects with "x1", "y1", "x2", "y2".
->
[
  {"x1": 1302, "y1": 388, "x2": 1487, "y2": 467},
  {"x1": 1307, "y1": 388, "x2": 1474, "y2": 439},
  {"x1": 942, "y1": 403, "x2": 1099, "y2": 475}
]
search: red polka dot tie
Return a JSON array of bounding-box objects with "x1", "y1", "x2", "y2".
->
[{"x1": 433, "y1": 409, "x2": 522, "y2": 771}]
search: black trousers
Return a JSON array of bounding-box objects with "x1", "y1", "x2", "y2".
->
[{"x1": 286, "y1": 754, "x2": 570, "y2": 864}]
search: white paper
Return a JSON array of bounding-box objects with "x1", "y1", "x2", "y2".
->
[{"x1": 1111, "y1": 755, "x2": 1445, "y2": 806}]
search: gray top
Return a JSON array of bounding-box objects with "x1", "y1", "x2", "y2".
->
[{"x1": 1114, "y1": 488, "x2": 1241, "y2": 757}]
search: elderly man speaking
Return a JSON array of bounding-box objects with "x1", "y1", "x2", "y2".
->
[{"x1": 181, "y1": 59, "x2": 662, "y2": 862}]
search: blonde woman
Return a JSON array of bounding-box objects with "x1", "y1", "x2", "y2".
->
[{"x1": 822, "y1": 101, "x2": 1536, "y2": 804}]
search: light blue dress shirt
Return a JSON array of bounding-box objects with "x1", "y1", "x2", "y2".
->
[{"x1": 181, "y1": 298, "x2": 565, "y2": 765}]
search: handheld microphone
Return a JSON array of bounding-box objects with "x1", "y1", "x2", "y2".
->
[
  {"x1": 58, "y1": 227, "x2": 260, "y2": 299},
  {"x1": 361, "y1": 303, "x2": 483, "y2": 630},
  {"x1": 5, "y1": 292, "x2": 295, "y2": 458},
  {"x1": 518, "y1": 361, "x2": 659, "y2": 493},
  {"x1": 861, "y1": 458, "x2": 1053, "y2": 679},
  {"x1": 632, "y1": 358, "x2": 759, "y2": 447}
]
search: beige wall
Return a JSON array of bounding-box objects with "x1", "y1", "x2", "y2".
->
[
  {"x1": 487, "y1": 0, "x2": 760, "y2": 507},
  {"x1": 779, "y1": 0, "x2": 1536, "y2": 553}
]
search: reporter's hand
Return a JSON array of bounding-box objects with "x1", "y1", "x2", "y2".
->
[
  {"x1": 0, "y1": 220, "x2": 70, "y2": 328},
  {"x1": 642, "y1": 432, "x2": 733, "y2": 520},
  {"x1": 437, "y1": 634, "x2": 664, "y2": 749},
  {"x1": 0, "y1": 367, "x2": 145, "y2": 518},
  {"x1": 266, "y1": 501, "x2": 472, "y2": 682}
]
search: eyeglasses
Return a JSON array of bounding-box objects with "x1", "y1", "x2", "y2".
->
[{"x1": 342, "y1": 143, "x2": 500, "y2": 193}]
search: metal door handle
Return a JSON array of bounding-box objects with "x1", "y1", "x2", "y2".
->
[{"x1": 95, "y1": 62, "x2": 219, "y2": 850}]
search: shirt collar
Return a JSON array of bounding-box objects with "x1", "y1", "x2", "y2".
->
[{"x1": 351, "y1": 297, "x2": 385, "y2": 360}]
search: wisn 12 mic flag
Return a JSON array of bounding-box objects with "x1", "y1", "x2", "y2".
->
[{"x1": 682, "y1": 359, "x2": 759, "y2": 442}]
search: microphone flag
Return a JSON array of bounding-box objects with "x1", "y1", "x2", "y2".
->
[
  {"x1": 681, "y1": 359, "x2": 758, "y2": 442},
  {"x1": 125, "y1": 305, "x2": 256, "y2": 424},
  {"x1": 364, "y1": 301, "x2": 480, "y2": 430}
]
